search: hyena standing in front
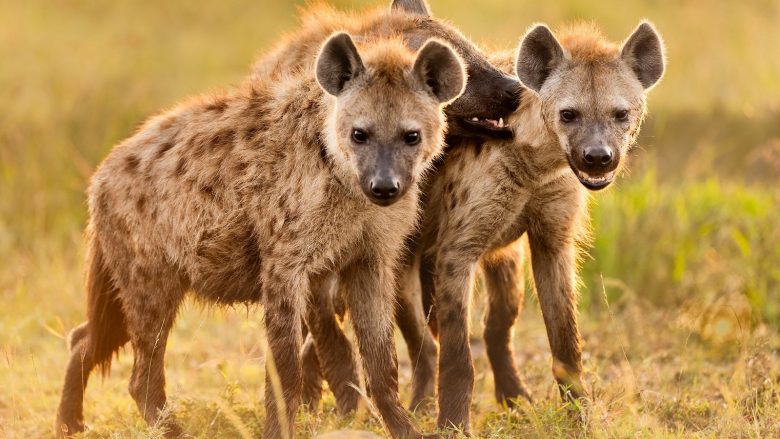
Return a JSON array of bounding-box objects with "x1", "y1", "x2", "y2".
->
[
  {"x1": 55, "y1": 32, "x2": 466, "y2": 439},
  {"x1": 252, "y1": 0, "x2": 522, "y2": 414}
]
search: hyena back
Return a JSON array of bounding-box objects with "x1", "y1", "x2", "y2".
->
[
  {"x1": 308, "y1": 22, "x2": 666, "y2": 433},
  {"x1": 55, "y1": 32, "x2": 465, "y2": 439}
]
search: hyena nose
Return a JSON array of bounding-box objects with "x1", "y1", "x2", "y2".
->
[
  {"x1": 583, "y1": 146, "x2": 614, "y2": 168},
  {"x1": 499, "y1": 78, "x2": 522, "y2": 112},
  {"x1": 370, "y1": 177, "x2": 401, "y2": 200}
]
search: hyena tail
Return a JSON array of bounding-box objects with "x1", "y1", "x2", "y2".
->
[{"x1": 84, "y1": 237, "x2": 129, "y2": 376}]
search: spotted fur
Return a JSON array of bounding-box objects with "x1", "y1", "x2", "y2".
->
[
  {"x1": 54, "y1": 32, "x2": 464, "y2": 439},
  {"x1": 308, "y1": 22, "x2": 665, "y2": 433}
]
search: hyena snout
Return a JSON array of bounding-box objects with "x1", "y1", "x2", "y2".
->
[
  {"x1": 569, "y1": 142, "x2": 621, "y2": 191},
  {"x1": 369, "y1": 174, "x2": 401, "y2": 201},
  {"x1": 362, "y1": 164, "x2": 407, "y2": 206},
  {"x1": 582, "y1": 144, "x2": 614, "y2": 169}
]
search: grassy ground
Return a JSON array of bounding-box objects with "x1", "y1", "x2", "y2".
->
[{"x1": 1, "y1": 0, "x2": 779, "y2": 437}]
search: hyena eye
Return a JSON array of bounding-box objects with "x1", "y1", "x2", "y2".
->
[
  {"x1": 404, "y1": 131, "x2": 421, "y2": 146},
  {"x1": 351, "y1": 129, "x2": 368, "y2": 144},
  {"x1": 560, "y1": 109, "x2": 579, "y2": 123},
  {"x1": 615, "y1": 109, "x2": 630, "y2": 122}
]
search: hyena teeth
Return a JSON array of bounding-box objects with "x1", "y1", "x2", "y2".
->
[
  {"x1": 498, "y1": 118, "x2": 505, "y2": 127},
  {"x1": 472, "y1": 117, "x2": 479, "y2": 122}
]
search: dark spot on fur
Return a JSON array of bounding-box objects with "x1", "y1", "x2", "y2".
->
[
  {"x1": 200, "y1": 184, "x2": 215, "y2": 199},
  {"x1": 174, "y1": 158, "x2": 188, "y2": 177},
  {"x1": 125, "y1": 154, "x2": 140, "y2": 173},
  {"x1": 136, "y1": 196, "x2": 146, "y2": 213},
  {"x1": 205, "y1": 100, "x2": 228, "y2": 113},
  {"x1": 449, "y1": 197, "x2": 457, "y2": 211},
  {"x1": 243, "y1": 126, "x2": 259, "y2": 142},
  {"x1": 156, "y1": 141, "x2": 174, "y2": 159},
  {"x1": 210, "y1": 129, "x2": 235, "y2": 148}
]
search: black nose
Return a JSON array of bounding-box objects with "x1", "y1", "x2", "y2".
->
[
  {"x1": 583, "y1": 146, "x2": 614, "y2": 168},
  {"x1": 370, "y1": 177, "x2": 400, "y2": 200},
  {"x1": 498, "y1": 76, "x2": 522, "y2": 113}
]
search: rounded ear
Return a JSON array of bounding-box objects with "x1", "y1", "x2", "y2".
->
[
  {"x1": 390, "y1": 0, "x2": 431, "y2": 16},
  {"x1": 316, "y1": 33, "x2": 365, "y2": 96},
  {"x1": 413, "y1": 40, "x2": 466, "y2": 104},
  {"x1": 621, "y1": 21, "x2": 665, "y2": 90},
  {"x1": 515, "y1": 24, "x2": 565, "y2": 93}
]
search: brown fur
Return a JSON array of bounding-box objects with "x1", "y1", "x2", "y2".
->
[
  {"x1": 54, "y1": 31, "x2": 463, "y2": 438},
  {"x1": 267, "y1": 0, "x2": 522, "y2": 414},
  {"x1": 309, "y1": 22, "x2": 665, "y2": 433}
]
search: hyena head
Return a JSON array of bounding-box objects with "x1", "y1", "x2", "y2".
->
[
  {"x1": 316, "y1": 33, "x2": 465, "y2": 206},
  {"x1": 391, "y1": 0, "x2": 521, "y2": 140},
  {"x1": 516, "y1": 22, "x2": 665, "y2": 190}
]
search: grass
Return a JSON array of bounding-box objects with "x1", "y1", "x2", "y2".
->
[{"x1": 1, "y1": 0, "x2": 779, "y2": 437}]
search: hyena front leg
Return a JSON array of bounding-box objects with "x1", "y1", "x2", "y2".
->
[
  {"x1": 341, "y1": 259, "x2": 420, "y2": 439},
  {"x1": 433, "y1": 249, "x2": 479, "y2": 433},
  {"x1": 305, "y1": 274, "x2": 360, "y2": 415},
  {"x1": 123, "y1": 275, "x2": 186, "y2": 438},
  {"x1": 262, "y1": 275, "x2": 305, "y2": 439},
  {"x1": 527, "y1": 229, "x2": 585, "y2": 401},
  {"x1": 481, "y1": 245, "x2": 532, "y2": 406}
]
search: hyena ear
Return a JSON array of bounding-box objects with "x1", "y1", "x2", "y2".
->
[
  {"x1": 316, "y1": 33, "x2": 365, "y2": 96},
  {"x1": 390, "y1": 0, "x2": 431, "y2": 16},
  {"x1": 515, "y1": 24, "x2": 565, "y2": 93},
  {"x1": 413, "y1": 40, "x2": 466, "y2": 104},
  {"x1": 621, "y1": 21, "x2": 665, "y2": 90}
]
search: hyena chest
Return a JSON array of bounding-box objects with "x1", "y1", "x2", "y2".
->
[
  {"x1": 190, "y1": 220, "x2": 265, "y2": 304},
  {"x1": 481, "y1": 184, "x2": 533, "y2": 251}
]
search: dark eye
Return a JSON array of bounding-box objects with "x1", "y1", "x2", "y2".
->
[
  {"x1": 351, "y1": 129, "x2": 368, "y2": 144},
  {"x1": 404, "y1": 131, "x2": 421, "y2": 146},
  {"x1": 560, "y1": 109, "x2": 578, "y2": 123},
  {"x1": 615, "y1": 109, "x2": 630, "y2": 122}
]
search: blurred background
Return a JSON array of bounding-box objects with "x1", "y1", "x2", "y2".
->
[{"x1": 1, "y1": 1, "x2": 778, "y2": 437}]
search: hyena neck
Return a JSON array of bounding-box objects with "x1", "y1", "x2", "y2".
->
[{"x1": 506, "y1": 91, "x2": 570, "y2": 184}]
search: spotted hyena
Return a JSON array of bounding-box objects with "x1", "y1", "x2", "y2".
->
[
  {"x1": 308, "y1": 21, "x2": 666, "y2": 432},
  {"x1": 54, "y1": 31, "x2": 466, "y2": 439},
  {"x1": 251, "y1": 0, "x2": 523, "y2": 414}
]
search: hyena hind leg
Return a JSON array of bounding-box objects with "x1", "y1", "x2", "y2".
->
[
  {"x1": 67, "y1": 322, "x2": 90, "y2": 353},
  {"x1": 56, "y1": 326, "x2": 96, "y2": 438},
  {"x1": 123, "y1": 278, "x2": 186, "y2": 438},
  {"x1": 395, "y1": 272, "x2": 437, "y2": 412},
  {"x1": 481, "y1": 246, "x2": 532, "y2": 407}
]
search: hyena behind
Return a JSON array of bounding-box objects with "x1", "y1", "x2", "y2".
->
[
  {"x1": 309, "y1": 22, "x2": 665, "y2": 432},
  {"x1": 55, "y1": 32, "x2": 466, "y2": 439},
  {"x1": 251, "y1": 0, "x2": 523, "y2": 414}
]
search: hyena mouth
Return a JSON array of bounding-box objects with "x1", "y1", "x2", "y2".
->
[
  {"x1": 572, "y1": 167, "x2": 615, "y2": 191},
  {"x1": 456, "y1": 116, "x2": 513, "y2": 139}
]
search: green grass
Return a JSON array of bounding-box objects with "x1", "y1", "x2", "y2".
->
[{"x1": 1, "y1": 0, "x2": 779, "y2": 437}]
